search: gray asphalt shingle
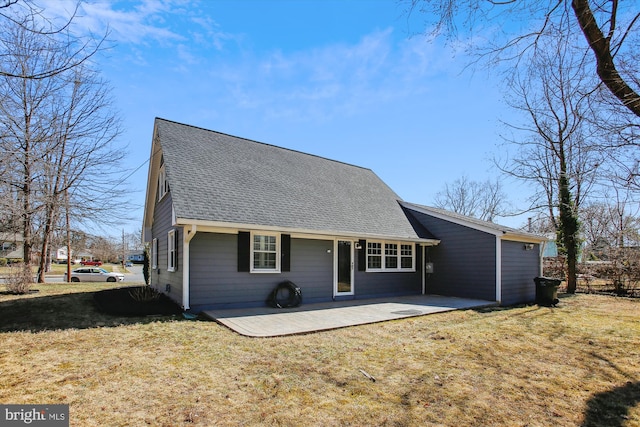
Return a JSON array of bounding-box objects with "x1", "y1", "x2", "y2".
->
[{"x1": 155, "y1": 118, "x2": 422, "y2": 239}]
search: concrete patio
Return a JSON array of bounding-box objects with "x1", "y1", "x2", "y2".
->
[{"x1": 203, "y1": 294, "x2": 495, "y2": 337}]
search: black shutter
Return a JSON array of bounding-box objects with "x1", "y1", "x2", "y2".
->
[
  {"x1": 416, "y1": 244, "x2": 421, "y2": 271},
  {"x1": 174, "y1": 229, "x2": 179, "y2": 271},
  {"x1": 358, "y1": 239, "x2": 366, "y2": 271},
  {"x1": 237, "y1": 231, "x2": 250, "y2": 272},
  {"x1": 281, "y1": 234, "x2": 291, "y2": 272}
]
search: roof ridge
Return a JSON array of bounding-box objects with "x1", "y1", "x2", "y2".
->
[{"x1": 155, "y1": 117, "x2": 372, "y2": 172}]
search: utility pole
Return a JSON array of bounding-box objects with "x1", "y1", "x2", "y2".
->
[
  {"x1": 65, "y1": 186, "x2": 71, "y2": 282},
  {"x1": 122, "y1": 229, "x2": 126, "y2": 269}
]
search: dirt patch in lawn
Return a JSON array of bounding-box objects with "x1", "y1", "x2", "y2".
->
[{"x1": 93, "y1": 286, "x2": 182, "y2": 316}]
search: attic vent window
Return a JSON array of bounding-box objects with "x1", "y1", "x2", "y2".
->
[{"x1": 158, "y1": 164, "x2": 169, "y2": 200}]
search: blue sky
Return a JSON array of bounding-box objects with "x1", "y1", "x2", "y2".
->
[{"x1": 42, "y1": 0, "x2": 531, "y2": 236}]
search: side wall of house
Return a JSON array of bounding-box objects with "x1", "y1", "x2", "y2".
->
[
  {"x1": 150, "y1": 192, "x2": 184, "y2": 305},
  {"x1": 406, "y1": 209, "x2": 497, "y2": 301},
  {"x1": 501, "y1": 240, "x2": 539, "y2": 305},
  {"x1": 189, "y1": 233, "x2": 335, "y2": 310}
]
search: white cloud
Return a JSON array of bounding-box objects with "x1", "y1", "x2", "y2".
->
[
  {"x1": 204, "y1": 28, "x2": 463, "y2": 122},
  {"x1": 35, "y1": 0, "x2": 194, "y2": 44}
]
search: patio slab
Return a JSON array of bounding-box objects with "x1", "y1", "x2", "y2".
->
[{"x1": 203, "y1": 294, "x2": 495, "y2": 337}]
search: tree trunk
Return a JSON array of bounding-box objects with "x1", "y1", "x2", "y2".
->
[
  {"x1": 558, "y1": 159, "x2": 579, "y2": 293},
  {"x1": 36, "y1": 203, "x2": 56, "y2": 283},
  {"x1": 21, "y1": 140, "x2": 32, "y2": 267}
]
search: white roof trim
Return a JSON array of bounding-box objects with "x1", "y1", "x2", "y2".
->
[{"x1": 175, "y1": 217, "x2": 440, "y2": 245}]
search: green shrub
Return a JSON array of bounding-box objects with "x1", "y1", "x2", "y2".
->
[{"x1": 143, "y1": 247, "x2": 150, "y2": 285}]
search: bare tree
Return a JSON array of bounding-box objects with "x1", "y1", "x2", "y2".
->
[
  {"x1": 497, "y1": 26, "x2": 604, "y2": 293},
  {"x1": 0, "y1": 10, "x2": 123, "y2": 283},
  {"x1": 407, "y1": 0, "x2": 640, "y2": 117},
  {"x1": 0, "y1": 0, "x2": 105, "y2": 80},
  {"x1": 34, "y1": 64, "x2": 123, "y2": 282},
  {"x1": 571, "y1": 0, "x2": 640, "y2": 116},
  {"x1": 87, "y1": 235, "x2": 119, "y2": 263},
  {"x1": 0, "y1": 17, "x2": 61, "y2": 266},
  {"x1": 434, "y1": 175, "x2": 508, "y2": 222},
  {"x1": 582, "y1": 183, "x2": 640, "y2": 257}
]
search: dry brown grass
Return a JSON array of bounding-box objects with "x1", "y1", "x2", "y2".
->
[{"x1": 0, "y1": 285, "x2": 639, "y2": 426}]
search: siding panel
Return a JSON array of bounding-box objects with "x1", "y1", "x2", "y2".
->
[
  {"x1": 150, "y1": 192, "x2": 183, "y2": 304},
  {"x1": 501, "y1": 240, "x2": 539, "y2": 305},
  {"x1": 406, "y1": 208, "x2": 497, "y2": 301},
  {"x1": 354, "y1": 270, "x2": 421, "y2": 298},
  {"x1": 189, "y1": 234, "x2": 334, "y2": 310}
]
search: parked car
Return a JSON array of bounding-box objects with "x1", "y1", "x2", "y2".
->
[
  {"x1": 125, "y1": 262, "x2": 133, "y2": 267},
  {"x1": 80, "y1": 260, "x2": 102, "y2": 266},
  {"x1": 65, "y1": 268, "x2": 124, "y2": 283}
]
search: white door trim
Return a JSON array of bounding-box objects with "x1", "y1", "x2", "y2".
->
[{"x1": 334, "y1": 239, "x2": 354, "y2": 296}]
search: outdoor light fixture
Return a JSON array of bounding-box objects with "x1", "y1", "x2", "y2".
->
[
  {"x1": 354, "y1": 242, "x2": 362, "y2": 250},
  {"x1": 524, "y1": 243, "x2": 534, "y2": 250}
]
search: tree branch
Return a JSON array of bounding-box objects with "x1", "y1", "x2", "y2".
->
[{"x1": 571, "y1": 0, "x2": 640, "y2": 117}]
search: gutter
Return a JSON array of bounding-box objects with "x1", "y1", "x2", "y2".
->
[{"x1": 182, "y1": 224, "x2": 197, "y2": 310}]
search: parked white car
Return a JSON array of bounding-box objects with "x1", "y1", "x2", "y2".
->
[{"x1": 65, "y1": 268, "x2": 125, "y2": 283}]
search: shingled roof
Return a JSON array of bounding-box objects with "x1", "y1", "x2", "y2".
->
[
  {"x1": 147, "y1": 118, "x2": 431, "y2": 241},
  {"x1": 401, "y1": 202, "x2": 546, "y2": 243}
]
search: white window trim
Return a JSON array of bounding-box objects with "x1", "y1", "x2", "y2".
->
[
  {"x1": 151, "y1": 238, "x2": 158, "y2": 269},
  {"x1": 366, "y1": 240, "x2": 415, "y2": 272},
  {"x1": 167, "y1": 230, "x2": 176, "y2": 272},
  {"x1": 158, "y1": 164, "x2": 168, "y2": 201},
  {"x1": 250, "y1": 231, "x2": 280, "y2": 273}
]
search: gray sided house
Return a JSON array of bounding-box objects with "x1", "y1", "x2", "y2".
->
[
  {"x1": 143, "y1": 118, "x2": 546, "y2": 312},
  {"x1": 400, "y1": 204, "x2": 546, "y2": 305}
]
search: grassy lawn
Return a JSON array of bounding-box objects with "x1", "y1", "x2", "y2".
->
[{"x1": 0, "y1": 285, "x2": 638, "y2": 426}]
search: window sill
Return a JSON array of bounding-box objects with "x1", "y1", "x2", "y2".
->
[{"x1": 365, "y1": 269, "x2": 416, "y2": 273}]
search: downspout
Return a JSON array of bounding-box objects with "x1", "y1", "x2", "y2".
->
[
  {"x1": 539, "y1": 240, "x2": 547, "y2": 277},
  {"x1": 421, "y1": 244, "x2": 426, "y2": 295},
  {"x1": 182, "y1": 224, "x2": 197, "y2": 310},
  {"x1": 495, "y1": 235, "x2": 502, "y2": 304}
]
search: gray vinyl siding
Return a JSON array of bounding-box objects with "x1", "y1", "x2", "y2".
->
[
  {"x1": 501, "y1": 240, "x2": 539, "y2": 305},
  {"x1": 188, "y1": 233, "x2": 334, "y2": 310},
  {"x1": 354, "y1": 253, "x2": 421, "y2": 298},
  {"x1": 150, "y1": 192, "x2": 183, "y2": 304},
  {"x1": 407, "y1": 209, "x2": 497, "y2": 301},
  {"x1": 354, "y1": 270, "x2": 421, "y2": 298}
]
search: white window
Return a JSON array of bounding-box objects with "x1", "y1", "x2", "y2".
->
[
  {"x1": 151, "y1": 238, "x2": 158, "y2": 269},
  {"x1": 401, "y1": 244, "x2": 414, "y2": 269},
  {"x1": 167, "y1": 230, "x2": 176, "y2": 272},
  {"x1": 385, "y1": 243, "x2": 398, "y2": 269},
  {"x1": 367, "y1": 241, "x2": 414, "y2": 272},
  {"x1": 158, "y1": 164, "x2": 169, "y2": 200},
  {"x1": 367, "y1": 242, "x2": 382, "y2": 269},
  {"x1": 251, "y1": 232, "x2": 280, "y2": 272}
]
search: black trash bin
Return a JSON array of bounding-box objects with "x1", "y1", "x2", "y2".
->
[{"x1": 534, "y1": 277, "x2": 561, "y2": 306}]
